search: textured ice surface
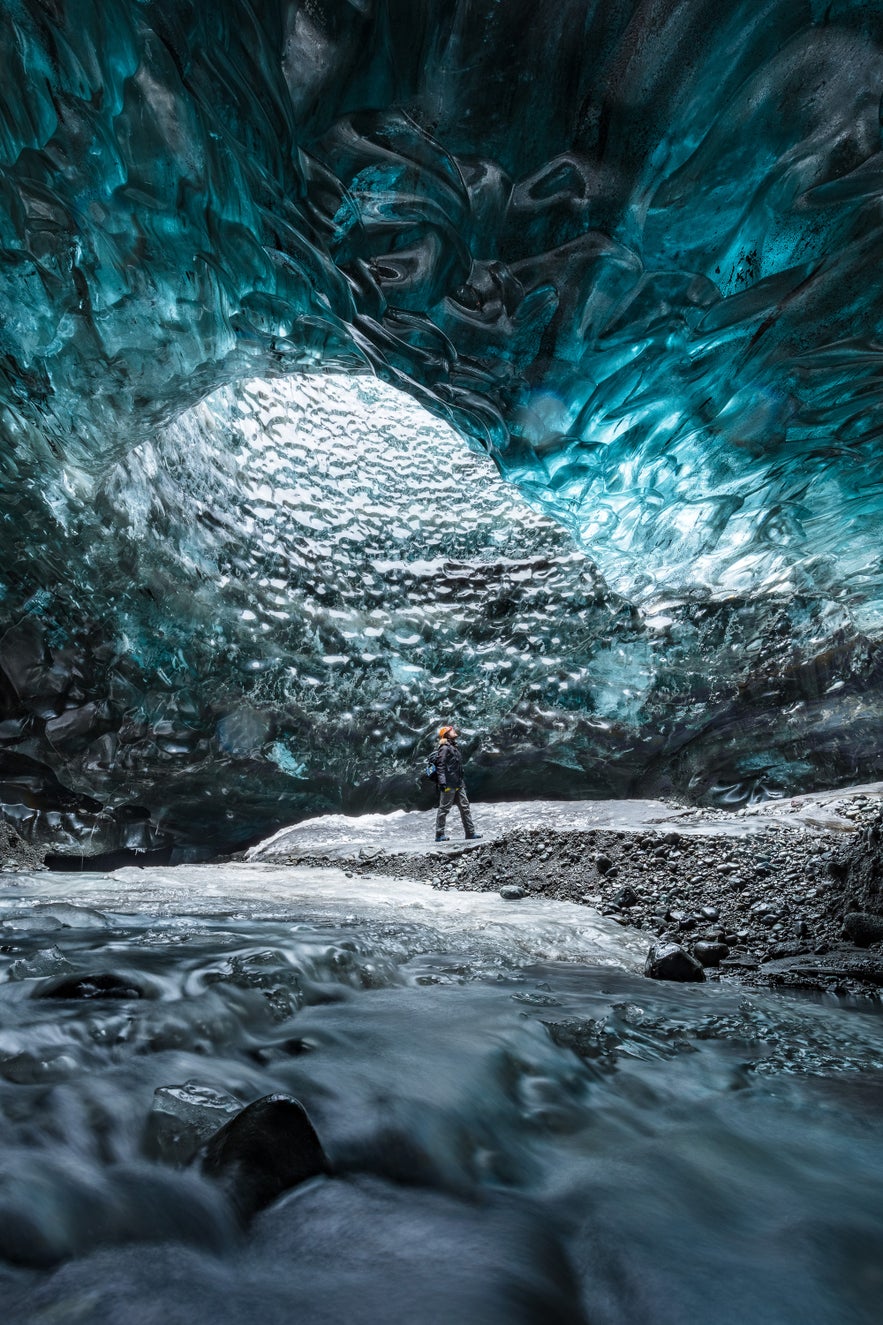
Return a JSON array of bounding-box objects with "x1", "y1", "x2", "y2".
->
[
  {"x1": 3, "y1": 1, "x2": 883, "y2": 601},
  {"x1": 6, "y1": 371, "x2": 883, "y2": 853},
  {"x1": 3, "y1": 2, "x2": 883, "y2": 848}
]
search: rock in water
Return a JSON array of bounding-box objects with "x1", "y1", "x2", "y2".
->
[
  {"x1": 146, "y1": 1082, "x2": 244, "y2": 1165},
  {"x1": 644, "y1": 943, "x2": 706, "y2": 983},
  {"x1": 36, "y1": 972, "x2": 144, "y2": 1000},
  {"x1": 8, "y1": 946, "x2": 73, "y2": 982},
  {"x1": 500, "y1": 884, "x2": 526, "y2": 900},
  {"x1": 1, "y1": 914, "x2": 63, "y2": 933},
  {"x1": 199, "y1": 1094, "x2": 328, "y2": 1220},
  {"x1": 842, "y1": 912, "x2": 883, "y2": 948}
]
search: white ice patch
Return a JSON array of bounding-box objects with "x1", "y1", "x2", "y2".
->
[{"x1": 1, "y1": 863, "x2": 648, "y2": 971}]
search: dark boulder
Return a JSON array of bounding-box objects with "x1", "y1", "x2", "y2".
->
[
  {"x1": 199, "y1": 1093, "x2": 328, "y2": 1220},
  {"x1": 693, "y1": 941, "x2": 730, "y2": 968},
  {"x1": 36, "y1": 972, "x2": 143, "y2": 1000},
  {"x1": 842, "y1": 912, "x2": 883, "y2": 948},
  {"x1": 611, "y1": 884, "x2": 639, "y2": 909},
  {"x1": 644, "y1": 942, "x2": 706, "y2": 983}
]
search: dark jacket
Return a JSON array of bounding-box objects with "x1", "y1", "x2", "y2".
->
[{"x1": 435, "y1": 740, "x2": 464, "y2": 789}]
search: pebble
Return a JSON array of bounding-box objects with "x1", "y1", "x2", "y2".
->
[{"x1": 694, "y1": 941, "x2": 730, "y2": 968}]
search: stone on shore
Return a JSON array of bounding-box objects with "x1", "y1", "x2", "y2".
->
[
  {"x1": 842, "y1": 912, "x2": 883, "y2": 948},
  {"x1": 693, "y1": 941, "x2": 730, "y2": 968},
  {"x1": 644, "y1": 942, "x2": 706, "y2": 983}
]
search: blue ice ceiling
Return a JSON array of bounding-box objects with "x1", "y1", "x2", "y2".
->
[{"x1": 3, "y1": 0, "x2": 883, "y2": 852}]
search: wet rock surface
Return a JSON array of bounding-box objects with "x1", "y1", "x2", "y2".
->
[
  {"x1": 281, "y1": 791, "x2": 883, "y2": 999},
  {"x1": 198, "y1": 1094, "x2": 329, "y2": 1222},
  {"x1": 644, "y1": 943, "x2": 706, "y2": 983},
  {"x1": 35, "y1": 972, "x2": 144, "y2": 1001}
]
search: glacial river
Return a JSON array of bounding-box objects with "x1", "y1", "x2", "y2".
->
[{"x1": 1, "y1": 865, "x2": 881, "y2": 1324}]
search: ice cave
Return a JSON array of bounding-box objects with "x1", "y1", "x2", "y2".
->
[
  {"x1": 3, "y1": 0, "x2": 883, "y2": 855},
  {"x1": 3, "y1": 4, "x2": 883, "y2": 1323}
]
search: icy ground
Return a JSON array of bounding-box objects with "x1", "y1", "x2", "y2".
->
[{"x1": 247, "y1": 784, "x2": 883, "y2": 861}]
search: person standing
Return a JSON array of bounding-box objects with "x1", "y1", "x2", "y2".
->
[{"x1": 433, "y1": 726, "x2": 481, "y2": 843}]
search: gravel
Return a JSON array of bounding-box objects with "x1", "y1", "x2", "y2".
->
[{"x1": 281, "y1": 794, "x2": 883, "y2": 999}]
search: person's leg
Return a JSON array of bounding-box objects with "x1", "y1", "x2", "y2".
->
[
  {"x1": 436, "y1": 788, "x2": 454, "y2": 837},
  {"x1": 454, "y1": 786, "x2": 476, "y2": 837}
]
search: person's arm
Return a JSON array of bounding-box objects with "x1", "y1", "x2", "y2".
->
[{"x1": 436, "y1": 745, "x2": 449, "y2": 787}]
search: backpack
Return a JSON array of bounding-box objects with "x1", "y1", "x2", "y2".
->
[{"x1": 422, "y1": 746, "x2": 442, "y2": 784}]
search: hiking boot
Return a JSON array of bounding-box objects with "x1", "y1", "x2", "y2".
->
[
  {"x1": 466, "y1": 833, "x2": 483, "y2": 840},
  {"x1": 435, "y1": 833, "x2": 450, "y2": 842}
]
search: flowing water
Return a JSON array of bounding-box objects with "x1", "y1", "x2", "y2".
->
[{"x1": 0, "y1": 865, "x2": 882, "y2": 1324}]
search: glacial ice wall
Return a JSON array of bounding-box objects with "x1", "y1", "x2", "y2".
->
[
  {"x1": 4, "y1": 372, "x2": 883, "y2": 855},
  {"x1": 4, "y1": 1, "x2": 883, "y2": 602},
  {"x1": 3, "y1": 0, "x2": 883, "y2": 849}
]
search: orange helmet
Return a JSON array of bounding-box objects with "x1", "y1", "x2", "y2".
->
[{"x1": 438, "y1": 725, "x2": 458, "y2": 740}]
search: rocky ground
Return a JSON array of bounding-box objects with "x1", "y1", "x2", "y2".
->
[
  {"x1": 9, "y1": 787, "x2": 883, "y2": 997},
  {"x1": 277, "y1": 792, "x2": 883, "y2": 1000},
  {"x1": 0, "y1": 820, "x2": 47, "y2": 873}
]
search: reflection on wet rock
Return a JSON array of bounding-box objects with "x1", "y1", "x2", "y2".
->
[
  {"x1": 199, "y1": 1094, "x2": 329, "y2": 1222},
  {"x1": 644, "y1": 941, "x2": 706, "y2": 983}
]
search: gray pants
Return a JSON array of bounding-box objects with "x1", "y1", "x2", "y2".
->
[{"x1": 436, "y1": 785, "x2": 476, "y2": 837}]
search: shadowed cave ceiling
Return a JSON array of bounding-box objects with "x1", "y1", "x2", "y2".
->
[{"x1": 3, "y1": 0, "x2": 883, "y2": 855}]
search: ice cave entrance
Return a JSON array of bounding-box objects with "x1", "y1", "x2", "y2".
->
[{"x1": 149, "y1": 368, "x2": 576, "y2": 662}]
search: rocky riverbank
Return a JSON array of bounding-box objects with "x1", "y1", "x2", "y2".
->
[{"x1": 272, "y1": 792, "x2": 883, "y2": 999}]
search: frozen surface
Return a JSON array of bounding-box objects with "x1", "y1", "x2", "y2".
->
[
  {"x1": 248, "y1": 784, "x2": 883, "y2": 859},
  {"x1": 3, "y1": 863, "x2": 649, "y2": 969},
  {"x1": 3, "y1": 1, "x2": 883, "y2": 606}
]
